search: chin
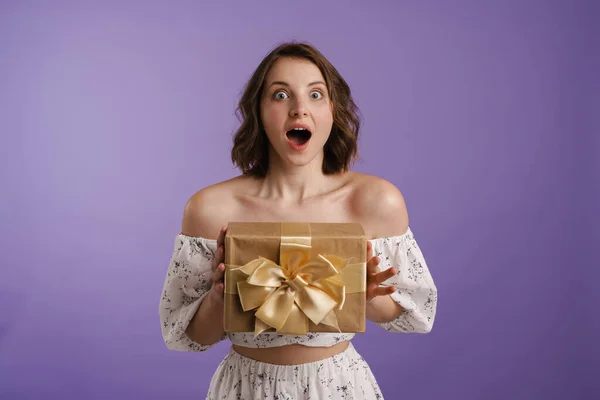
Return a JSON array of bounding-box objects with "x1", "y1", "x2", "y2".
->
[{"x1": 286, "y1": 152, "x2": 323, "y2": 168}]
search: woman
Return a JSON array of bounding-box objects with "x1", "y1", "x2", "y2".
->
[{"x1": 159, "y1": 42, "x2": 437, "y2": 399}]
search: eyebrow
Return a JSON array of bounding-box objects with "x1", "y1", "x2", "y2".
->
[{"x1": 268, "y1": 81, "x2": 326, "y2": 88}]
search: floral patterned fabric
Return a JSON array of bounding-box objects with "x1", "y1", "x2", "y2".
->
[
  {"x1": 206, "y1": 342, "x2": 383, "y2": 399},
  {"x1": 159, "y1": 227, "x2": 437, "y2": 351}
]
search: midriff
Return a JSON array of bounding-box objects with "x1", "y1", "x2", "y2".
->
[{"x1": 232, "y1": 340, "x2": 350, "y2": 365}]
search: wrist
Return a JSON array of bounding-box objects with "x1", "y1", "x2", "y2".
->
[{"x1": 366, "y1": 294, "x2": 404, "y2": 323}]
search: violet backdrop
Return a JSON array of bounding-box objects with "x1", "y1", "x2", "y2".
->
[{"x1": 1, "y1": 1, "x2": 597, "y2": 399}]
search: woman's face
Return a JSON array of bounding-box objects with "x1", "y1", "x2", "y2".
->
[{"x1": 260, "y1": 57, "x2": 334, "y2": 169}]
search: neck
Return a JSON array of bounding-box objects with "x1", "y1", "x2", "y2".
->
[{"x1": 259, "y1": 151, "x2": 333, "y2": 203}]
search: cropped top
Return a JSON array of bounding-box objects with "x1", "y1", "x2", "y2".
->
[{"x1": 159, "y1": 228, "x2": 437, "y2": 352}]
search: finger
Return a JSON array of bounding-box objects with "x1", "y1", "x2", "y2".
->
[
  {"x1": 367, "y1": 241, "x2": 373, "y2": 260},
  {"x1": 212, "y1": 245, "x2": 224, "y2": 272},
  {"x1": 374, "y1": 267, "x2": 397, "y2": 285},
  {"x1": 372, "y1": 286, "x2": 396, "y2": 298},
  {"x1": 211, "y1": 281, "x2": 224, "y2": 296},
  {"x1": 216, "y1": 225, "x2": 227, "y2": 249},
  {"x1": 216, "y1": 245, "x2": 225, "y2": 268},
  {"x1": 214, "y1": 226, "x2": 227, "y2": 268},
  {"x1": 213, "y1": 263, "x2": 225, "y2": 283},
  {"x1": 367, "y1": 256, "x2": 380, "y2": 275}
]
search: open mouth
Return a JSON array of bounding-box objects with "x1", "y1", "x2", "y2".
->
[{"x1": 286, "y1": 128, "x2": 312, "y2": 146}]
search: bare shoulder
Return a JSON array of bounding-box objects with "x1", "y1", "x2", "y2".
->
[
  {"x1": 349, "y1": 172, "x2": 409, "y2": 238},
  {"x1": 180, "y1": 176, "x2": 247, "y2": 239}
]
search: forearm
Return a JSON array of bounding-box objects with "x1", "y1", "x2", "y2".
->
[
  {"x1": 366, "y1": 294, "x2": 404, "y2": 323},
  {"x1": 185, "y1": 293, "x2": 225, "y2": 345}
]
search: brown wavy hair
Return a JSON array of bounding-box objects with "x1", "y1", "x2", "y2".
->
[{"x1": 231, "y1": 42, "x2": 361, "y2": 177}]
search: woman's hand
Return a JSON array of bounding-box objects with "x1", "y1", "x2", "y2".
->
[
  {"x1": 366, "y1": 241, "x2": 397, "y2": 302},
  {"x1": 186, "y1": 226, "x2": 227, "y2": 344},
  {"x1": 208, "y1": 226, "x2": 227, "y2": 302}
]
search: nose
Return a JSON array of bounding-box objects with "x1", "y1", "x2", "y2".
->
[{"x1": 289, "y1": 98, "x2": 309, "y2": 118}]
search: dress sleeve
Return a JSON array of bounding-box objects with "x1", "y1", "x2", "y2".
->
[
  {"x1": 159, "y1": 235, "x2": 226, "y2": 351},
  {"x1": 371, "y1": 229, "x2": 438, "y2": 333}
]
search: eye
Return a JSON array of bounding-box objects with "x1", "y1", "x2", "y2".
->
[
  {"x1": 310, "y1": 91, "x2": 323, "y2": 100},
  {"x1": 274, "y1": 91, "x2": 289, "y2": 100}
]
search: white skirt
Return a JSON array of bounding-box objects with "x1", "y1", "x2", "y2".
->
[{"x1": 206, "y1": 342, "x2": 384, "y2": 399}]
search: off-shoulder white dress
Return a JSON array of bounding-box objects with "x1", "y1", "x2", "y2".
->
[{"x1": 159, "y1": 228, "x2": 437, "y2": 399}]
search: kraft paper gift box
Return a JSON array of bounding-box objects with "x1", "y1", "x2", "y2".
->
[{"x1": 223, "y1": 222, "x2": 367, "y2": 335}]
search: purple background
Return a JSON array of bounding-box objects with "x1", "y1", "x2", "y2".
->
[{"x1": 1, "y1": 1, "x2": 597, "y2": 399}]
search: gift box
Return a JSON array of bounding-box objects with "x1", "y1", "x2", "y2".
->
[{"x1": 223, "y1": 222, "x2": 367, "y2": 336}]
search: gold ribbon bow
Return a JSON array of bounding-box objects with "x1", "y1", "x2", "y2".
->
[{"x1": 226, "y1": 224, "x2": 365, "y2": 336}]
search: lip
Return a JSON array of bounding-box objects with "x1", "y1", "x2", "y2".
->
[{"x1": 285, "y1": 122, "x2": 312, "y2": 151}]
